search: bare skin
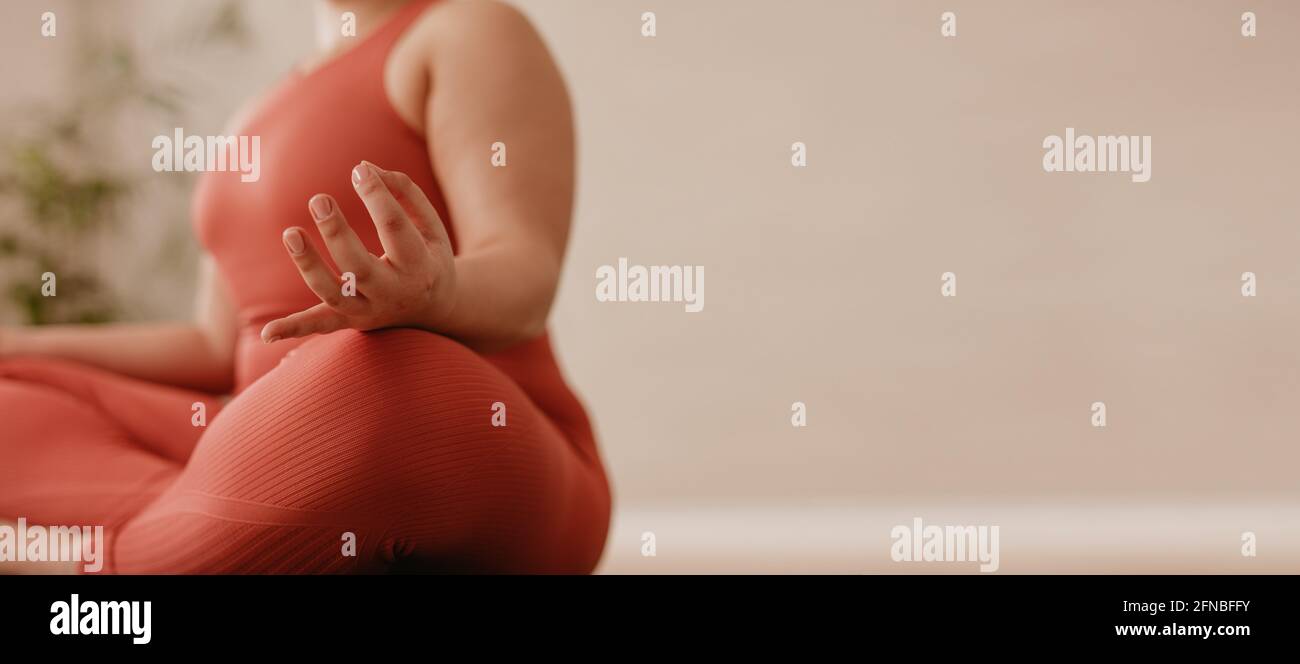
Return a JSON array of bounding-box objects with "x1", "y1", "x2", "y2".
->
[
  {"x1": 1, "y1": 0, "x2": 573, "y2": 379},
  {"x1": 0, "y1": 0, "x2": 575, "y2": 572}
]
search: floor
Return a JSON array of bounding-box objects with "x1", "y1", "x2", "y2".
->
[{"x1": 597, "y1": 500, "x2": 1299, "y2": 574}]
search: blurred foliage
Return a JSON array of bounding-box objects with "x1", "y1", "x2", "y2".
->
[
  {"x1": 198, "y1": 0, "x2": 253, "y2": 46},
  {"x1": 3, "y1": 145, "x2": 128, "y2": 231},
  {"x1": 0, "y1": 0, "x2": 249, "y2": 325}
]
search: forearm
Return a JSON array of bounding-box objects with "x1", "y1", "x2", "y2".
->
[
  {"x1": 435, "y1": 245, "x2": 559, "y2": 353},
  {"x1": 3, "y1": 322, "x2": 235, "y2": 393}
]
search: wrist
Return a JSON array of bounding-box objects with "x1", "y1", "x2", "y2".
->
[{"x1": 421, "y1": 283, "x2": 459, "y2": 336}]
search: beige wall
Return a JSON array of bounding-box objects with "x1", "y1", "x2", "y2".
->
[
  {"x1": 2, "y1": 1, "x2": 1297, "y2": 514},
  {"x1": 535, "y1": 0, "x2": 1300, "y2": 508}
]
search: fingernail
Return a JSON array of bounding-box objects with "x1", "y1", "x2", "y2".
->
[
  {"x1": 283, "y1": 228, "x2": 305, "y2": 255},
  {"x1": 351, "y1": 163, "x2": 371, "y2": 187},
  {"x1": 263, "y1": 335, "x2": 280, "y2": 344},
  {"x1": 309, "y1": 195, "x2": 333, "y2": 221}
]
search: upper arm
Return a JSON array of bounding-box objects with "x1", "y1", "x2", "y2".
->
[{"x1": 422, "y1": 2, "x2": 575, "y2": 263}]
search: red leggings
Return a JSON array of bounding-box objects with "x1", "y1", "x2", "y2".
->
[{"x1": 0, "y1": 329, "x2": 609, "y2": 573}]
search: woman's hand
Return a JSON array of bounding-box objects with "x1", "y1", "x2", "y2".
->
[{"x1": 260, "y1": 161, "x2": 456, "y2": 343}]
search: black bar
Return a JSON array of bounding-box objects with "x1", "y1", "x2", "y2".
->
[{"x1": 0, "y1": 574, "x2": 1289, "y2": 651}]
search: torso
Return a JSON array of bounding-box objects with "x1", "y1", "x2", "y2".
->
[
  {"x1": 192, "y1": 0, "x2": 590, "y2": 450},
  {"x1": 194, "y1": 1, "x2": 451, "y2": 389}
]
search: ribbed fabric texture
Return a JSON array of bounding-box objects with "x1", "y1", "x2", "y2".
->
[
  {"x1": 0, "y1": 0, "x2": 609, "y2": 573},
  {"x1": 1, "y1": 330, "x2": 609, "y2": 573}
]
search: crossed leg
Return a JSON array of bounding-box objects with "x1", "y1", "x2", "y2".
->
[{"x1": 1, "y1": 329, "x2": 607, "y2": 574}]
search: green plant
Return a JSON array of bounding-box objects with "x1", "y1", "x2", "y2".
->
[{"x1": 0, "y1": 0, "x2": 250, "y2": 325}]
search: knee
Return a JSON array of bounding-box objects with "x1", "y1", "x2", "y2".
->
[
  {"x1": 0, "y1": 357, "x2": 90, "y2": 409},
  {"x1": 198, "y1": 329, "x2": 509, "y2": 510},
  {"x1": 240, "y1": 327, "x2": 510, "y2": 448},
  {"x1": 303, "y1": 327, "x2": 474, "y2": 370},
  {"x1": 291, "y1": 328, "x2": 492, "y2": 396},
  {"x1": 297, "y1": 327, "x2": 522, "y2": 455}
]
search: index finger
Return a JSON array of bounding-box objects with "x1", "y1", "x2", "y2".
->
[{"x1": 351, "y1": 161, "x2": 427, "y2": 268}]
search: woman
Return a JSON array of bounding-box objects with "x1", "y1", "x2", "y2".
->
[{"x1": 0, "y1": 0, "x2": 610, "y2": 573}]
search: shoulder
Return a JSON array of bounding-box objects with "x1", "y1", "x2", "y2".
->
[
  {"x1": 425, "y1": 0, "x2": 538, "y2": 37},
  {"x1": 385, "y1": 1, "x2": 563, "y2": 133},
  {"x1": 413, "y1": 0, "x2": 551, "y2": 62}
]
